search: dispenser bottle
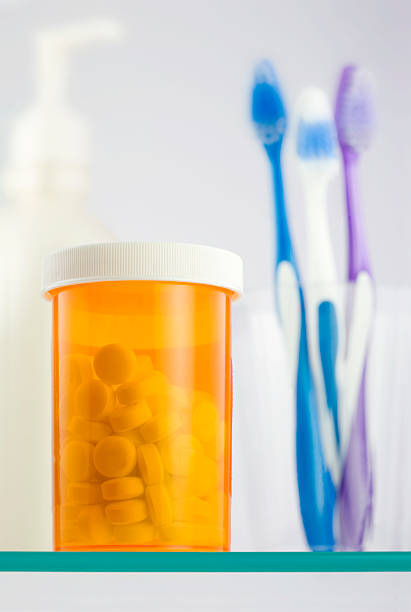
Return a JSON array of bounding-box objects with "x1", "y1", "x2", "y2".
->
[{"x1": 0, "y1": 19, "x2": 124, "y2": 550}]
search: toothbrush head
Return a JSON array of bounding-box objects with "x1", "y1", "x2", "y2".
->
[
  {"x1": 295, "y1": 87, "x2": 339, "y2": 178},
  {"x1": 335, "y1": 65, "x2": 376, "y2": 155},
  {"x1": 251, "y1": 60, "x2": 287, "y2": 149}
]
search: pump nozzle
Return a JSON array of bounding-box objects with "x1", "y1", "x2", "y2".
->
[
  {"x1": 5, "y1": 18, "x2": 125, "y2": 177},
  {"x1": 35, "y1": 19, "x2": 125, "y2": 105}
]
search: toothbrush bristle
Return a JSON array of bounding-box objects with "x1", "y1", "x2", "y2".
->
[
  {"x1": 335, "y1": 65, "x2": 376, "y2": 153},
  {"x1": 297, "y1": 121, "x2": 337, "y2": 160},
  {"x1": 296, "y1": 88, "x2": 338, "y2": 160},
  {"x1": 251, "y1": 60, "x2": 286, "y2": 145}
]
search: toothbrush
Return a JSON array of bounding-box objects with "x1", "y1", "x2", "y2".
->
[
  {"x1": 295, "y1": 88, "x2": 343, "y2": 491},
  {"x1": 335, "y1": 65, "x2": 376, "y2": 549},
  {"x1": 251, "y1": 61, "x2": 335, "y2": 550}
]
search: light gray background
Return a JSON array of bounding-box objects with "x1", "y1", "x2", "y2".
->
[
  {"x1": 0, "y1": 0, "x2": 409, "y2": 289},
  {"x1": 1, "y1": 572, "x2": 411, "y2": 611}
]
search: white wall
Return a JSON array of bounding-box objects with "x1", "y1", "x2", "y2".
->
[
  {"x1": 2, "y1": 572, "x2": 411, "y2": 611},
  {"x1": 0, "y1": 0, "x2": 409, "y2": 289}
]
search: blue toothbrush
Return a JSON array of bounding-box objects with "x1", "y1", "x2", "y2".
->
[
  {"x1": 251, "y1": 61, "x2": 335, "y2": 550},
  {"x1": 294, "y1": 87, "x2": 343, "y2": 500}
]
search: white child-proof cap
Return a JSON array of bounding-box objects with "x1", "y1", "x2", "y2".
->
[{"x1": 42, "y1": 242, "x2": 244, "y2": 295}]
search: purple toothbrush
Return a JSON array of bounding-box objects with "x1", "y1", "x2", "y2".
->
[{"x1": 335, "y1": 65, "x2": 376, "y2": 550}]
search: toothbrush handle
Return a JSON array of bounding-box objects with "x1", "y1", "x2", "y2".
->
[
  {"x1": 268, "y1": 149, "x2": 335, "y2": 549},
  {"x1": 341, "y1": 151, "x2": 374, "y2": 549},
  {"x1": 318, "y1": 301, "x2": 340, "y2": 449},
  {"x1": 339, "y1": 367, "x2": 373, "y2": 549},
  {"x1": 296, "y1": 289, "x2": 336, "y2": 551},
  {"x1": 270, "y1": 148, "x2": 297, "y2": 270},
  {"x1": 343, "y1": 151, "x2": 372, "y2": 281}
]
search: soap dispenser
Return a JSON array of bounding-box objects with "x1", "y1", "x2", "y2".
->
[{"x1": 0, "y1": 19, "x2": 125, "y2": 550}]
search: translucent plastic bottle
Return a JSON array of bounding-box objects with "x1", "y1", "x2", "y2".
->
[
  {"x1": 42, "y1": 242, "x2": 243, "y2": 551},
  {"x1": 0, "y1": 20, "x2": 124, "y2": 550}
]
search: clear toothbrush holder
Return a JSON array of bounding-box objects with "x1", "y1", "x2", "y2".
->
[{"x1": 231, "y1": 283, "x2": 411, "y2": 552}]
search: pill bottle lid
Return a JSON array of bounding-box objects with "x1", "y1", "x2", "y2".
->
[{"x1": 43, "y1": 242, "x2": 244, "y2": 296}]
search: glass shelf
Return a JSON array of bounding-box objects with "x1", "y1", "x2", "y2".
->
[{"x1": 0, "y1": 552, "x2": 409, "y2": 572}]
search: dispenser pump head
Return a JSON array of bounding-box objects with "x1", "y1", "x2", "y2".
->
[
  {"x1": 7, "y1": 19, "x2": 125, "y2": 172},
  {"x1": 35, "y1": 20, "x2": 124, "y2": 106}
]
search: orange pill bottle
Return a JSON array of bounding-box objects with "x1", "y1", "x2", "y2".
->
[{"x1": 43, "y1": 242, "x2": 243, "y2": 551}]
